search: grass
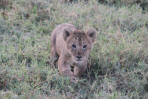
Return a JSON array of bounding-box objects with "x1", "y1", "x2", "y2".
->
[{"x1": 0, "y1": 0, "x2": 148, "y2": 98}]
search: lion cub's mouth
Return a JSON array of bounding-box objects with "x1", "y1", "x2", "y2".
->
[{"x1": 76, "y1": 58, "x2": 82, "y2": 61}]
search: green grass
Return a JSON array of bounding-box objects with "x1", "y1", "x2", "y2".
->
[{"x1": 0, "y1": 0, "x2": 148, "y2": 98}]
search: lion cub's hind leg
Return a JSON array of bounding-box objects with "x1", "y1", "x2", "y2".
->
[{"x1": 50, "y1": 47, "x2": 58, "y2": 67}]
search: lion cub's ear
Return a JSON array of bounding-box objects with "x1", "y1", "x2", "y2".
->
[
  {"x1": 86, "y1": 29, "x2": 96, "y2": 43},
  {"x1": 63, "y1": 28, "x2": 72, "y2": 41}
]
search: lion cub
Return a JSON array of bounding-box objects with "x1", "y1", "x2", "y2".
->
[{"x1": 50, "y1": 23, "x2": 96, "y2": 78}]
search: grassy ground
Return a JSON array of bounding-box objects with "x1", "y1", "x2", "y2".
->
[{"x1": 0, "y1": 0, "x2": 148, "y2": 99}]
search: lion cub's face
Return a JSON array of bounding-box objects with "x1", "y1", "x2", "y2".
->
[{"x1": 63, "y1": 29, "x2": 96, "y2": 63}]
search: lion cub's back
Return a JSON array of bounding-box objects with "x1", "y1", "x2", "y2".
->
[{"x1": 51, "y1": 23, "x2": 76, "y2": 55}]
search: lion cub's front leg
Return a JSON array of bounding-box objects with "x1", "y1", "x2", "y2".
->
[
  {"x1": 58, "y1": 56, "x2": 74, "y2": 77},
  {"x1": 74, "y1": 64, "x2": 87, "y2": 77}
]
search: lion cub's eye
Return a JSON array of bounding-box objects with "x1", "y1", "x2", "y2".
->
[
  {"x1": 83, "y1": 45, "x2": 87, "y2": 49},
  {"x1": 72, "y1": 44, "x2": 76, "y2": 48}
]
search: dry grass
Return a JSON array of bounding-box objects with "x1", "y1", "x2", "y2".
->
[{"x1": 0, "y1": 0, "x2": 148, "y2": 98}]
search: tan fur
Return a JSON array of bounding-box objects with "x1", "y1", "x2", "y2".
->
[{"x1": 50, "y1": 23, "x2": 96, "y2": 78}]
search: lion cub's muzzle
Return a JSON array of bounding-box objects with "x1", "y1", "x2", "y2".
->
[{"x1": 76, "y1": 56, "x2": 82, "y2": 61}]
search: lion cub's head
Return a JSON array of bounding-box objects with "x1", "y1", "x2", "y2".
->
[{"x1": 63, "y1": 28, "x2": 96, "y2": 64}]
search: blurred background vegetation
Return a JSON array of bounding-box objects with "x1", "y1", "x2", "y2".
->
[{"x1": 0, "y1": 0, "x2": 148, "y2": 98}]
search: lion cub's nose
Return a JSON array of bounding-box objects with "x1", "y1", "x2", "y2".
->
[{"x1": 76, "y1": 56, "x2": 82, "y2": 59}]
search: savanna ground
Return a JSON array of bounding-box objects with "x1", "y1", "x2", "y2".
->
[{"x1": 0, "y1": 0, "x2": 148, "y2": 99}]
